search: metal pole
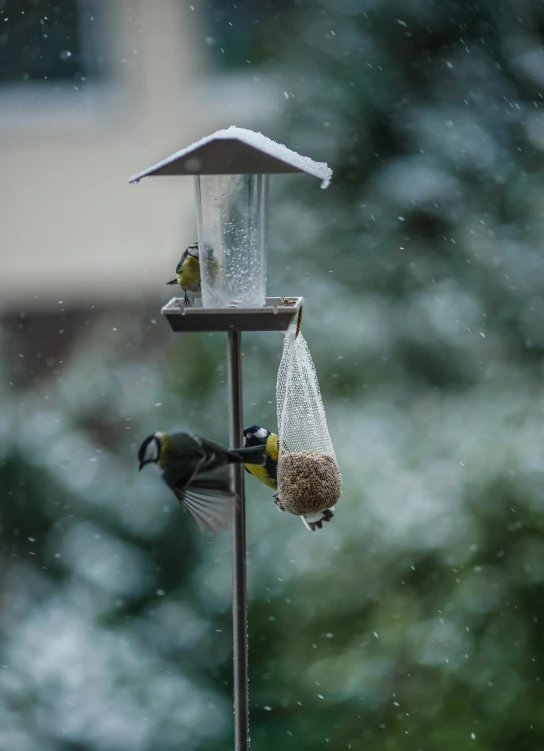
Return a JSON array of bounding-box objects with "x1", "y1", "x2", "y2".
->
[{"x1": 227, "y1": 330, "x2": 249, "y2": 751}]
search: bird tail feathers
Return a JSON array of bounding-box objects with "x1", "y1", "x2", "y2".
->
[
  {"x1": 301, "y1": 508, "x2": 334, "y2": 531},
  {"x1": 230, "y1": 444, "x2": 267, "y2": 466}
]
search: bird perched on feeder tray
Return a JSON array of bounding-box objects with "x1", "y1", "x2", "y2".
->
[
  {"x1": 138, "y1": 430, "x2": 266, "y2": 533},
  {"x1": 242, "y1": 424, "x2": 334, "y2": 531},
  {"x1": 166, "y1": 241, "x2": 201, "y2": 306}
]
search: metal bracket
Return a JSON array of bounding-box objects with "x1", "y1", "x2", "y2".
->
[{"x1": 161, "y1": 296, "x2": 303, "y2": 333}]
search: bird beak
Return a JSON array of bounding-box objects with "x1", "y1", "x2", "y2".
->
[{"x1": 138, "y1": 460, "x2": 144, "y2": 471}]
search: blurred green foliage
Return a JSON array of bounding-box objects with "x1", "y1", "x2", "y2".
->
[{"x1": 3, "y1": 0, "x2": 544, "y2": 749}]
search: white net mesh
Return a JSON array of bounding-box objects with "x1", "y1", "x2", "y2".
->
[{"x1": 276, "y1": 320, "x2": 342, "y2": 515}]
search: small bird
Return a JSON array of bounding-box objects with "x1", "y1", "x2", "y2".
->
[
  {"x1": 166, "y1": 242, "x2": 200, "y2": 306},
  {"x1": 242, "y1": 424, "x2": 334, "y2": 531},
  {"x1": 138, "y1": 431, "x2": 266, "y2": 533},
  {"x1": 242, "y1": 424, "x2": 279, "y2": 490}
]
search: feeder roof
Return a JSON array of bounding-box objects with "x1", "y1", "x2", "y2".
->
[{"x1": 129, "y1": 126, "x2": 332, "y2": 188}]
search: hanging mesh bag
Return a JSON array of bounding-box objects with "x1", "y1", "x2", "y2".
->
[{"x1": 276, "y1": 314, "x2": 342, "y2": 518}]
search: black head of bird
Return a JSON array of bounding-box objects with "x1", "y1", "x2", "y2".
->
[{"x1": 243, "y1": 424, "x2": 271, "y2": 448}]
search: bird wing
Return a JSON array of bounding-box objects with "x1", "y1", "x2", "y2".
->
[
  {"x1": 173, "y1": 487, "x2": 234, "y2": 533},
  {"x1": 171, "y1": 466, "x2": 235, "y2": 534}
]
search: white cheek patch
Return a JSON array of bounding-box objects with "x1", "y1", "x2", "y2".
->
[
  {"x1": 255, "y1": 427, "x2": 268, "y2": 440},
  {"x1": 144, "y1": 438, "x2": 159, "y2": 463}
]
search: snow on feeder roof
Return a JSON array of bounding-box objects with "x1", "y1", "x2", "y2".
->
[{"x1": 129, "y1": 126, "x2": 332, "y2": 188}]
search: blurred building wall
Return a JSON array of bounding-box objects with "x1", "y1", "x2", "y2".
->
[{"x1": 0, "y1": 0, "x2": 278, "y2": 313}]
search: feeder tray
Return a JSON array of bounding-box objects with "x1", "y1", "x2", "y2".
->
[{"x1": 161, "y1": 296, "x2": 303, "y2": 333}]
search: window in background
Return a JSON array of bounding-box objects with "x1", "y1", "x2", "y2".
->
[{"x1": 0, "y1": 0, "x2": 106, "y2": 85}]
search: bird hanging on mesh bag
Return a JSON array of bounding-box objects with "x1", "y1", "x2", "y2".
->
[
  {"x1": 138, "y1": 431, "x2": 266, "y2": 533},
  {"x1": 243, "y1": 424, "x2": 334, "y2": 531},
  {"x1": 166, "y1": 242, "x2": 201, "y2": 306}
]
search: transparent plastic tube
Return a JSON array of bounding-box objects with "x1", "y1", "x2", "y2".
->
[{"x1": 194, "y1": 174, "x2": 268, "y2": 308}]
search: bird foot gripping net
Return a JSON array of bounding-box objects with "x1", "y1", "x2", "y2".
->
[{"x1": 276, "y1": 315, "x2": 342, "y2": 516}]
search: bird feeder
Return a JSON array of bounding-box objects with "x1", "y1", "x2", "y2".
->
[{"x1": 129, "y1": 126, "x2": 331, "y2": 751}]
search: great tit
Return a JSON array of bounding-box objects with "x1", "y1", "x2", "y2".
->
[
  {"x1": 242, "y1": 424, "x2": 334, "y2": 531},
  {"x1": 138, "y1": 431, "x2": 266, "y2": 533},
  {"x1": 166, "y1": 242, "x2": 201, "y2": 306}
]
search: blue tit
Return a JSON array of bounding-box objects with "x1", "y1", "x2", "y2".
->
[
  {"x1": 242, "y1": 425, "x2": 334, "y2": 532},
  {"x1": 166, "y1": 242, "x2": 200, "y2": 307},
  {"x1": 138, "y1": 430, "x2": 266, "y2": 533}
]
